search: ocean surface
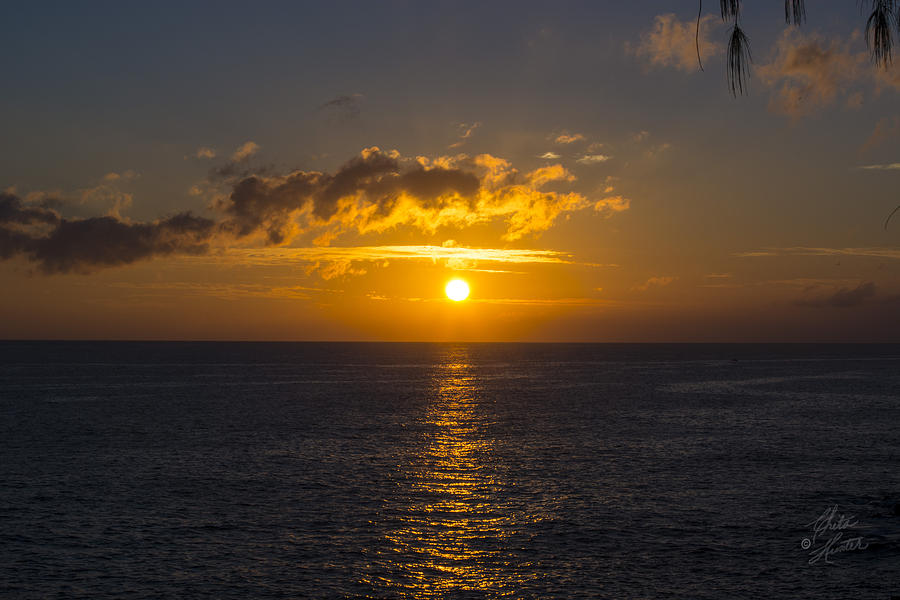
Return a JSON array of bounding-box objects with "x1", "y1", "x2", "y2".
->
[{"x1": 1, "y1": 342, "x2": 899, "y2": 599}]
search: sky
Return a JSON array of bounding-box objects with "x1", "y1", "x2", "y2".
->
[{"x1": 2, "y1": 1, "x2": 900, "y2": 342}]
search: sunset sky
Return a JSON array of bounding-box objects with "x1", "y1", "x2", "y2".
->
[{"x1": 2, "y1": 1, "x2": 900, "y2": 341}]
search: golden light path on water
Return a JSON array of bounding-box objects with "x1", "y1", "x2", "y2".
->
[{"x1": 362, "y1": 347, "x2": 533, "y2": 596}]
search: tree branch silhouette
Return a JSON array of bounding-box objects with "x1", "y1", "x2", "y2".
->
[{"x1": 693, "y1": 1, "x2": 896, "y2": 95}]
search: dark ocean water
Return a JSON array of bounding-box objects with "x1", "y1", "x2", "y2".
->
[{"x1": 1, "y1": 342, "x2": 899, "y2": 599}]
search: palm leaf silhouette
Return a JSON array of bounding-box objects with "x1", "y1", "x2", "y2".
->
[{"x1": 726, "y1": 24, "x2": 752, "y2": 96}]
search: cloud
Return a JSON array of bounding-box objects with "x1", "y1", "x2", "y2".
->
[
  {"x1": 216, "y1": 147, "x2": 620, "y2": 244},
  {"x1": 212, "y1": 141, "x2": 262, "y2": 178},
  {"x1": 576, "y1": 154, "x2": 612, "y2": 165},
  {"x1": 449, "y1": 122, "x2": 481, "y2": 149},
  {"x1": 538, "y1": 152, "x2": 561, "y2": 159},
  {"x1": 318, "y1": 94, "x2": 364, "y2": 122},
  {"x1": 218, "y1": 245, "x2": 579, "y2": 266},
  {"x1": 644, "y1": 143, "x2": 671, "y2": 158},
  {"x1": 632, "y1": 276, "x2": 677, "y2": 292},
  {"x1": 757, "y1": 30, "x2": 870, "y2": 117},
  {"x1": 736, "y1": 247, "x2": 900, "y2": 260},
  {"x1": 594, "y1": 195, "x2": 630, "y2": 215},
  {"x1": 107, "y1": 281, "x2": 319, "y2": 301},
  {"x1": 862, "y1": 116, "x2": 900, "y2": 152},
  {"x1": 102, "y1": 170, "x2": 138, "y2": 182},
  {"x1": 633, "y1": 13, "x2": 722, "y2": 72},
  {"x1": 231, "y1": 142, "x2": 260, "y2": 162},
  {"x1": 554, "y1": 133, "x2": 585, "y2": 145},
  {"x1": 795, "y1": 281, "x2": 877, "y2": 308},
  {"x1": 525, "y1": 164, "x2": 575, "y2": 187},
  {"x1": 859, "y1": 162, "x2": 900, "y2": 170},
  {"x1": 1, "y1": 148, "x2": 628, "y2": 275},
  {"x1": 191, "y1": 244, "x2": 588, "y2": 279},
  {"x1": 194, "y1": 147, "x2": 216, "y2": 159},
  {"x1": 0, "y1": 192, "x2": 215, "y2": 274}
]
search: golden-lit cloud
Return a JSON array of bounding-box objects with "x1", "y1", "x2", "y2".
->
[
  {"x1": 231, "y1": 141, "x2": 260, "y2": 162},
  {"x1": 211, "y1": 244, "x2": 582, "y2": 267},
  {"x1": 593, "y1": 195, "x2": 629, "y2": 215},
  {"x1": 860, "y1": 162, "x2": 900, "y2": 170},
  {"x1": 632, "y1": 276, "x2": 677, "y2": 291},
  {"x1": 576, "y1": 154, "x2": 612, "y2": 165},
  {"x1": 633, "y1": 13, "x2": 722, "y2": 72},
  {"x1": 449, "y1": 122, "x2": 481, "y2": 149},
  {"x1": 179, "y1": 244, "x2": 599, "y2": 281},
  {"x1": 525, "y1": 164, "x2": 575, "y2": 187},
  {"x1": 193, "y1": 147, "x2": 216, "y2": 159},
  {"x1": 553, "y1": 132, "x2": 585, "y2": 145},
  {"x1": 217, "y1": 147, "x2": 626, "y2": 244}
]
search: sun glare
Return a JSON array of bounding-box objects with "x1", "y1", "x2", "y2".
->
[{"x1": 445, "y1": 279, "x2": 470, "y2": 302}]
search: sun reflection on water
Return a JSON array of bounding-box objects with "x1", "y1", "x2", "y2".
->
[{"x1": 362, "y1": 347, "x2": 531, "y2": 597}]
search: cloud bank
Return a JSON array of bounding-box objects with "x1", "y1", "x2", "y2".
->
[{"x1": 1, "y1": 147, "x2": 629, "y2": 274}]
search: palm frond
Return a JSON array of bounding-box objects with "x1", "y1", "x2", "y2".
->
[
  {"x1": 865, "y1": 0, "x2": 896, "y2": 67},
  {"x1": 785, "y1": 0, "x2": 806, "y2": 25},
  {"x1": 720, "y1": 0, "x2": 741, "y2": 21},
  {"x1": 726, "y1": 24, "x2": 752, "y2": 96},
  {"x1": 885, "y1": 204, "x2": 900, "y2": 230},
  {"x1": 696, "y1": 0, "x2": 705, "y2": 71}
]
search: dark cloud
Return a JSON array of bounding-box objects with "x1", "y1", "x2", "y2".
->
[
  {"x1": 313, "y1": 150, "x2": 399, "y2": 219},
  {"x1": 795, "y1": 282, "x2": 877, "y2": 308},
  {"x1": 218, "y1": 147, "x2": 481, "y2": 242},
  {"x1": 318, "y1": 94, "x2": 364, "y2": 122},
  {"x1": 0, "y1": 192, "x2": 214, "y2": 274},
  {"x1": 0, "y1": 193, "x2": 60, "y2": 226},
  {"x1": 212, "y1": 141, "x2": 261, "y2": 179},
  {"x1": 220, "y1": 172, "x2": 321, "y2": 244}
]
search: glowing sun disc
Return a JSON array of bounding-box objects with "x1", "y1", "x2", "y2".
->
[{"x1": 445, "y1": 279, "x2": 470, "y2": 301}]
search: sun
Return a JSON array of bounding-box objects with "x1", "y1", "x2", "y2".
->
[{"x1": 445, "y1": 278, "x2": 470, "y2": 302}]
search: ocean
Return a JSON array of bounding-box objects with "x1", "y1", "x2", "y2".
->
[{"x1": 1, "y1": 342, "x2": 898, "y2": 598}]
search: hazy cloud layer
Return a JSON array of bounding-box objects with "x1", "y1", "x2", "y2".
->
[
  {"x1": 632, "y1": 276, "x2": 677, "y2": 292},
  {"x1": 633, "y1": 13, "x2": 722, "y2": 72},
  {"x1": 795, "y1": 282, "x2": 877, "y2": 308},
  {"x1": 736, "y1": 246, "x2": 900, "y2": 260},
  {"x1": 757, "y1": 31, "x2": 868, "y2": 117}
]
